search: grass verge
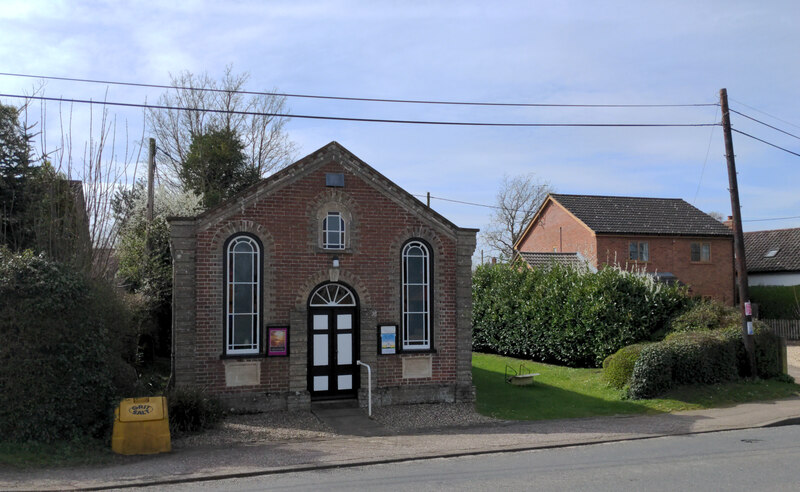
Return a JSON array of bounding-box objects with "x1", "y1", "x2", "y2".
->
[{"x1": 473, "y1": 352, "x2": 800, "y2": 420}]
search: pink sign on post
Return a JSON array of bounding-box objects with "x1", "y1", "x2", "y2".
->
[{"x1": 745, "y1": 302, "x2": 752, "y2": 316}]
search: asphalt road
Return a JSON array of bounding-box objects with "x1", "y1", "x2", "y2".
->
[{"x1": 136, "y1": 425, "x2": 800, "y2": 491}]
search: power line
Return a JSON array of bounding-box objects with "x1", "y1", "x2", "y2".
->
[
  {"x1": 0, "y1": 93, "x2": 721, "y2": 128},
  {"x1": 729, "y1": 97, "x2": 800, "y2": 131},
  {"x1": 729, "y1": 108, "x2": 800, "y2": 142},
  {"x1": 416, "y1": 193, "x2": 800, "y2": 223},
  {"x1": 743, "y1": 215, "x2": 800, "y2": 223},
  {"x1": 0, "y1": 71, "x2": 718, "y2": 109},
  {"x1": 731, "y1": 128, "x2": 800, "y2": 158},
  {"x1": 693, "y1": 104, "x2": 719, "y2": 205}
]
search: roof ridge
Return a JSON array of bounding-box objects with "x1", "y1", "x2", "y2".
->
[{"x1": 552, "y1": 193, "x2": 683, "y2": 201}]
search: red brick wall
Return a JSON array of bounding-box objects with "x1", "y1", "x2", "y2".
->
[
  {"x1": 192, "y1": 160, "x2": 459, "y2": 395},
  {"x1": 516, "y1": 200, "x2": 597, "y2": 260},
  {"x1": 596, "y1": 235, "x2": 735, "y2": 304}
]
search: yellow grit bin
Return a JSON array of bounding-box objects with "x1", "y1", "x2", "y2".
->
[{"x1": 111, "y1": 396, "x2": 171, "y2": 455}]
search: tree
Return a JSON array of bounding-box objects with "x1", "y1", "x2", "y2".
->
[
  {"x1": 179, "y1": 127, "x2": 259, "y2": 209},
  {"x1": 115, "y1": 184, "x2": 202, "y2": 356},
  {"x1": 0, "y1": 103, "x2": 36, "y2": 250},
  {"x1": 147, "y1": 66, "x2": 296, "y2": 187},
  {"x1": 482, "y1": 173, "x2": 553, "y2": 261}
]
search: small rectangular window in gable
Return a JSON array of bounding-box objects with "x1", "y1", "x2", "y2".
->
[{"x1": 326, "y1": 173, "x2": 345, "y2": 187}]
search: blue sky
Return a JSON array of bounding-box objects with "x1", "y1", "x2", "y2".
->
[{"x1": 1, "y1": 1, "x2": 799, "y2": 252}]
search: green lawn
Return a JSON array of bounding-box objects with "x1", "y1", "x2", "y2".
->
[
  {"x1": 473, "y1": 352, "x2": 800, "y2": 420},
  {"x1": 0, "y1": 439, "x2": 118, "y2": 468}
]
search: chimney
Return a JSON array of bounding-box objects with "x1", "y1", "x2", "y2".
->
[
  {"x1": 491, "y1": 257, "x2": 497, "y2": 265},
  {"x1": 723, "y1": 215, "x2": 734, "y2": 229}
]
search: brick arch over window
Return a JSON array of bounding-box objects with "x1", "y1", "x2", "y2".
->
[
  {"x1": 306, "y1": 189, "x2": 359, "y2": 253},
  {"x1": 208, "y1": 220, "x2": 276, "y2": 328},
  {"x1": 294, "y1": 270, "x2": 373, "y2": 311},
  {"x1": 388, "y1": 226, "x2": 446, "y2": 349}
]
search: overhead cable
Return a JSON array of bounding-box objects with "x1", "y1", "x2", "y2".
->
[
  {"x1": 0, "y1": 71, "x2": 718, "y2": 108},
  {"x1": 0, "y1": 93, "x2": 720, "y2": 128},
  {"x1": 729, "y1": 108, "x2": 800, "y2": 141},
  {"x1": 731, "y1": 129, "x2": 800, "y2": 158}
]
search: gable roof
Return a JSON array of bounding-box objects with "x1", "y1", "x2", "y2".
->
[
  {"x1": 547, "y1": 194, "x2": 733, "y2": 237},
  {"x1": 179, "y1": 141, "x2": 476, "y2": 237},
  {"x1": 744, "y1": 227, "x2": 800, "y2": 273},
  {"x1": 516, "y1": 251, "x2": 596, "y2": 271}
]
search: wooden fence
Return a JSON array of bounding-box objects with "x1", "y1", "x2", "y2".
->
[{"x1": 761, "y1": 319, "x2": 800, "y2": 340}]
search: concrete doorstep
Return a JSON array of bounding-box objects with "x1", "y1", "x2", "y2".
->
[{"x1": 3, "y1": 397, "x2": 800, "y2": 491}]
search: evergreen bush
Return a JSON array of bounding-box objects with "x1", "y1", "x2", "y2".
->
[
  {"x1": 0, "y1": 248, "x2": 137, "y2": 442},
  {"x1": 472, "y1": 263, "x2": 688, "y2": 367},
  {"x1": 602, "y1": 343, "x2": 649, "y2": 389}
]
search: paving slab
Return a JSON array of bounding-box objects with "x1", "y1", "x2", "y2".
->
[{"x1": 311, "y1": 407, "x2": 390, "y2": 437}]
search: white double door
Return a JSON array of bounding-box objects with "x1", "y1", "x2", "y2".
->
[{"x1": 308, "y1": 307, "x2": 358, "y2": 399}]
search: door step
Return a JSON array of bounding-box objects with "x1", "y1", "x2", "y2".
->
[{"x1": 311, "y1": 398, "x2": 359, "y2": 410}]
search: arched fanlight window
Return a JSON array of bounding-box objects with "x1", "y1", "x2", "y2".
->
[
  {"x1": 323, "y1": 212, "x2": 345, "y2": 249},
  {"x1": 225, "y1": 235, "x2": 261, "y2": 355},
  {"x1": 309, "y1": 283, "x2": 356, "y2": 307},
  {"x1": 402, "y1": 240, "x2": 431, "y2": 350}
]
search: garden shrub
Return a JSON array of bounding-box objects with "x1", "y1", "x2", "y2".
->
[
  {"x1": 472, "y1": 262, "x2": 688, "y2": 367},
  {"x1": 0, "y1": 249, "x2": 137, "y2": 442},
  {"x1": 669, "y1": 299, "x2": 740, "y2": 333},
  {"x1": 167, "y1": 386, "x2": 224, "y2": 433},
  {"x1": 627, "y1": 343, "x2": 674, "y2": 399},
  {"x1": 602, "y1": 343, "x2": 649, "y2": 389}
]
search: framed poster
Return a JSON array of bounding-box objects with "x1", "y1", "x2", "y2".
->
[
  {"x1": 267, "y1": 326, "x2": 289, "y2": 356},
  {"x1": 379, "y1": 325, "x2": 397, "y2": 355}
]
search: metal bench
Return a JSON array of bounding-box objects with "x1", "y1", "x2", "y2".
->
[{"x1": 505, "y1": 363, "x2": 540, "y2": 386}]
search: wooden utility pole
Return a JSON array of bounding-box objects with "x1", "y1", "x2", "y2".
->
[
  {"x1": 146, "y1": 138, "x2": 156, "y2": 224},
  {"x1": 720, "y1": 88, "x2": 756, "y2": 377}
]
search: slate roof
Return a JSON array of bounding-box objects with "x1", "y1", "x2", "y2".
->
[
  {"x1": 551, "y1": 194, "x2": 733, "y2": 237},
  {"x1": 517, "y1": 252, "x2": 596, "y2": 271},
  {"x1": 744, "y1": 228, "x2": 800, "y2": 273}
]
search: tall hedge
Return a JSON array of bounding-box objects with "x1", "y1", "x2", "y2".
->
[
  {"x1": 749, "y1": 285, "x2": 800, "y2": 319},
  {"x1": 0, "y1": 249, "x2": 137, "y2": 442},
  {"x1": 472, "y1": 263, "x2": 688, "y2": 367}
]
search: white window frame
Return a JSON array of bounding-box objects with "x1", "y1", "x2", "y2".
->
[
  {"x1": 225, "y1": 235, "x2": 261, "y2": 355},
  {"x1": 402, "y1": 240, "x2": 431, "y2": 350},
  {"x1": 629, "y1": 241, "x2": 649, "y2": 262},
  {"x1": 323, "y1": 212, "x2": 345, "y2": 250}
]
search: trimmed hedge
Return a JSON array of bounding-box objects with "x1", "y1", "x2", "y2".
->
[
  {"x1": 472, "y1": 263, "x2": 688, "y2": 367},
  {"x1": 0, "y1": 249, "x2": 137, "y2": 442},
  {"x1": 602, "y1": 343, "x2": 649, "y2": 389},
  {"x1": 749, "y1": 285, "x2": 800, "y2": 319},
  {"x1": 629, "y1": 321, "x2": 786, "y2": 399},
  {"x1": 669, "y1": 298, "x2": 740, "y2": 333}
]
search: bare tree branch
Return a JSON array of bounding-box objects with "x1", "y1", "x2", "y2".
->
[{"x1": 482, "y1": 173, "x2": 553, "y2": 261}]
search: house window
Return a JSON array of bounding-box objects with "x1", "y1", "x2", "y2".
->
[
  {"x1": 402, "y1": 240, "x2": 431, "y2": 350},
  {"x1": 225, "y1": 235, "x2": 261, "y2": 355},
  {"x1": 691, "y1": 242, "x2": 711, "y2": 262},
  {"x1": 323, "y1": 212, "x2": 345, "y2": 250},
  {"x1": 629, "y1": 241, "x2": 649, "y2": 262}
]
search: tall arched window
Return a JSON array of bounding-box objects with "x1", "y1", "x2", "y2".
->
[
  {"x1": 402, "y1": 240, "x2": 431, "y2": 350},
  {"x1": 225, "y1": 234, "x2": 261, "y2": 355},
  {"x1": 322, "y1": 212, "x2": 345, "y2": 249}
]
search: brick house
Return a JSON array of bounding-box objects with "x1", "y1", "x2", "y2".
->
[
  {"x1": 168, "y1": 142, "x2": 477, "y2": 410},
  {"x1": 514, "y1": 194, "x2": 735, "y2": 304}
]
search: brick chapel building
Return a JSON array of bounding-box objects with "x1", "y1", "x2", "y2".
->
[
  {"x1": 168, "y1": 142, "x2": 477, "y2": 410},
  {"x1": 515, "y1": 194, "x2": 735, "y2": 304}
]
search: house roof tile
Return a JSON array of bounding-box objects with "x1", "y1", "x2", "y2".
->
[
  {"x1": 744, "y1": 228, "x2": 800, "y2": 273},
  {"x1": 551, "y1": 193, "x2": 733, "y2": 237}
]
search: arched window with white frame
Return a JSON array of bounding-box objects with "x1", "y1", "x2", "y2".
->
[
  {"x1": 224, "y1": 234, "x2": 262, "y2": 355},
  {"x1": 322, "y1": 212, "x2": 345, "y2": 250},
  {"x1": 402, "y1": 240, "x2": 431, "y2": 350}
]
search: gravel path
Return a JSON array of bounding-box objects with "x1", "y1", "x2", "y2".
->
[
  {"x1": 172, "y1": 403, "x2": 499, "y2": 448},
  {"x1": 172, "y1": 411, "x2": 336, "y2": 449}
]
